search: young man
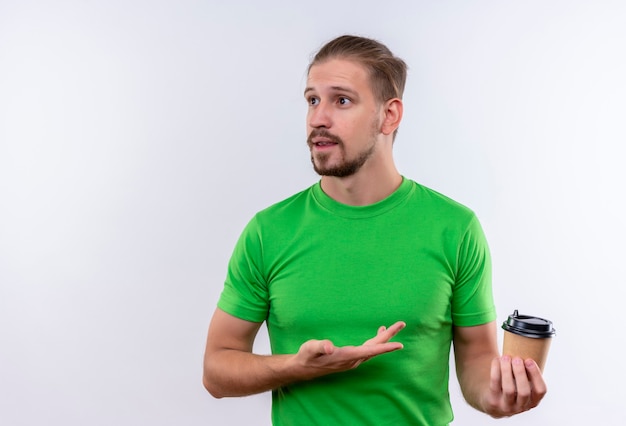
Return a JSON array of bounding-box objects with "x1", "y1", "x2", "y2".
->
[{"x1": 203, "y1": 35, "x2": 547, "y2": 425}]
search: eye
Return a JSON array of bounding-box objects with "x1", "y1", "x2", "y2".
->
[
  {"x1": 338, "y1": 97, "x2": 351, "y2": 105},
  {"x1": 308, "y1": 96, "x2": 319, "y2": 106}
]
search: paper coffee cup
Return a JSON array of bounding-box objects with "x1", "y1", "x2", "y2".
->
[{"x1": 502, "y1": 310, "x2": 556, "y2": 372}]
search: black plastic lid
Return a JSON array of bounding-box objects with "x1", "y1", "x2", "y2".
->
[{"x1": 501, "y1": 309, "x2": 556, "y2": 338}]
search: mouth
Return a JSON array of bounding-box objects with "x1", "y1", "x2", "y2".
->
[
  {"x1": 312, "y1": 140, "x2": 338, "y2": 147},
  {"x1": 308, "y1": 130, "x2": 342, "y2": 150}
]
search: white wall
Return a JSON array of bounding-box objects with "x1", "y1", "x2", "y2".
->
[{"x1": 1, "y1": 1, "x2": 624, "y2": 424}]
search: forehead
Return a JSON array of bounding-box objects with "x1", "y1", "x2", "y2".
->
[{"x1": 306, "y1": 58, "x2": 372, "y2": 93}]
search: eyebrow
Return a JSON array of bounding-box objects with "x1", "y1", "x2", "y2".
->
[{"x1": 304, "y1": 85, "x2": 359, "y2": 97}]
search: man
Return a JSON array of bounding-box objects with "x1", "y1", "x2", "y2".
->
[{"x1": 203, "y1": 35, "x2": 547, "y2": 425}]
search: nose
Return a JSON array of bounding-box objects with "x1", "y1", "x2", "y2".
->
[{"x1": 307, "y1": 101, "x2": 331, "y2": 129}]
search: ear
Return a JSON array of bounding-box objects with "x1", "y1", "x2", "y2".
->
[{"x1": 380, "y1": 98, "x2": 403, "y2": 137}]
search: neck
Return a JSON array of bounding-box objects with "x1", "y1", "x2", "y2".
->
[{"x1": 320, "y1": 162, "x2": 402, "y2": 206}]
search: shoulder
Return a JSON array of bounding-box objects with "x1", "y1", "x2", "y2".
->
[
  {"x1": 258, "y1": 185, "x2": 314, "y2": 215},
  {"x1": 407, "y1": 179, "x2": 476, "y2": 220},
  {"x1": 246, "y1": 183, "x2": 317, "y2": 231}
]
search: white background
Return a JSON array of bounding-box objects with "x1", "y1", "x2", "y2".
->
[{"x1": 1, "y1": 1, "x2": 624, "y2": 424}]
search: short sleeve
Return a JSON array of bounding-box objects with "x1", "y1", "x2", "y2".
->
[
  {"x1": 217, "y1": 215, "x2": 270, "y2": 323},
  {"x1": 451, "y1": 215, "x2": 496, "y2": 326}
]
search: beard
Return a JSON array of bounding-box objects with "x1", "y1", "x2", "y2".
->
[{"x1": 307, "y1": 122, "x2": 379, "y2": 178}]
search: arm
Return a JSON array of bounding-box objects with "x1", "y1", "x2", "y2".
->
[
  {"x1": 202, "y1": 308, "x2": 406, "y2": 398},
  {"x1": 453, "y1": 321, "x2": 547, "y2": 418}
]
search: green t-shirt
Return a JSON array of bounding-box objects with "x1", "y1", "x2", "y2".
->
[{"x1": 218, "y1": 177, "x2": 496, "y2": 425}]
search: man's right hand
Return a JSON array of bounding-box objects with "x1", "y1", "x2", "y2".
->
[
  {"x1": 204, "y1": 309, "x2": 405, "y2": 398},
  {"x1": 291, "y1": 321, "x2": 406, "y2": 380}
]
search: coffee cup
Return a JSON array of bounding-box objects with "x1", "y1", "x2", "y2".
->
[{"x1": 502, "y1": 309, "x2": 556, "y2": 372}]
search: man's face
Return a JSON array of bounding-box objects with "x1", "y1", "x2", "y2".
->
[{"x1": 305, "y1": 58, "x2": 382, "y2": 177}]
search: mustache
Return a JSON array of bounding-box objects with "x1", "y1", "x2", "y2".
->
[{"x1": 307, "y1": 129, "x2": 344, "y2": 146}]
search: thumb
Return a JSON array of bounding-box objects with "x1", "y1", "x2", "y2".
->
[
  {"x1": 301, "y1": 339, "x2": 335, "y2": 357},
  {"x1": 320, "y1": 339, "x2": 335, "y2": 355}
]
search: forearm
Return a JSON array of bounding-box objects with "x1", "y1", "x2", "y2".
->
[
  {"x1": 203, "y1": 349, "x2": 300, "y2": 398},
  {"x1": 455, "y1": 353, "x2": 495, "y2": 414},
  {"x1": 453, "y1": 322, "x2": 500, "y2": 416}
]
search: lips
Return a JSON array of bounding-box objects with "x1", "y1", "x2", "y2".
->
[{"x1": 313, "y1": 140, "x2": 338, "y2": 147}]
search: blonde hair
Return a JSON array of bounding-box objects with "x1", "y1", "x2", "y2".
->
[{"x1": 308, "y1": 35, "x2": 408, "y2": 103}]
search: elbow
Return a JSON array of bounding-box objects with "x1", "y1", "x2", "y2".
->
[
  {"x1": 203, "y1": 374, "x2": 225, "y2": 399},
  {"x1": 203, "y1": 358, "x2": 227, "y2": 399},
  {"x1": 203, "y1": 351, "x2": 225, "y2": 398},
  {"x1": 203, "y1": 348, "x2": 234, "y2": 398}
]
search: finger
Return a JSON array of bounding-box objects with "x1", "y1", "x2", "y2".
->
[
  {"x1": 321, "y1": 340, "x2": 335, "y2": 355},
  {"x1": 499, "y1": 356, "x2": 517, "y2": 402},
  {"x1": 524, "y1": 359, "x2": 547, "y2": 407},
  {"x1": 489, "y1": 356, "x2": 502, "y2": 394},
  {"x1": 302, "y1": 339, "x2": 335, "y2": 357},
  {"x1": 511, "y1": 357, "x2": 531, "y2": 407},
  {"x1": 339, "y1": 341, "x2": 403, "y2": 360},
  {"x1": 366, "y1": 321, "x2": 406, "y2": 344}
]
